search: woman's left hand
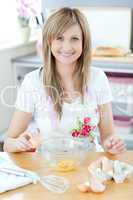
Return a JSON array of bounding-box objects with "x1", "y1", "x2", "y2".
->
[{"x1": 103, "y1": 134, "x2": 126, "y2": 154}]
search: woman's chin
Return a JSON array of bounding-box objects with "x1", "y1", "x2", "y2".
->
[{"x1": 56, "y1": 59, "x2": 77, "y2": 65}]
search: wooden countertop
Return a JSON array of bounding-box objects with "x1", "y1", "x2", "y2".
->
[{"x1": 0, "y1": 151, "x2": 133, "y2": 200}]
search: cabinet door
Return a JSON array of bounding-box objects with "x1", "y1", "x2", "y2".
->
[{"x1": 108, "y1": 75, "x2": 133, "y2": 117}]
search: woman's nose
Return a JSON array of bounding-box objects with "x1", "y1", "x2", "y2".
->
[{"x1": 62, "y1": 40, "x2": 73, "y2": 51}]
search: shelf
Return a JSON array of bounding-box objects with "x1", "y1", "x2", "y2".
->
[
  {"x1": 12, "y1": 53, "x2": 133, "y2": 74},
  {"x1": 92, "y1": 55, "x2": 133, "y2": 63},
  {"x1": 92, "y1": 56, "x2": 133, "y2": 74}
]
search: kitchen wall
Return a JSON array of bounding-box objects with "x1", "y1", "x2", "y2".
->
[
  {"x1": 42, "y1": 3, "x2": 132, "y2": 53},
  {"x1": 0, "y1": 42, "x2": 36, "y2": 133},
  {"x1": 42, "y1": 0, "x2": 133, "y2": 9},
  {"x1": 83, "y1": 8, "x2": 131, "y2": 51}
]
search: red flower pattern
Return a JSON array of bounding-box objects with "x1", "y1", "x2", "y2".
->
[
  {"x1": 84, "y1": 117, "x2": 91, "y2": 124},
  {"x1": 71, "y1": 117, "x2": 97, "y2": 139}
]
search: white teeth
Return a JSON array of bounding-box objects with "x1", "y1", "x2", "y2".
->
[{"x1": 60, "y1": 53, "x2": 73, "y2": 57}]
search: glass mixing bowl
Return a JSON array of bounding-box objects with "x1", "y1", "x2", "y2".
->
[{"x1": 38, "y1": 137, "x2": 93, "y2": 172}]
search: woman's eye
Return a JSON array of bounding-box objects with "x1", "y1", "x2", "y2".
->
[
  {"x1": 72, "y1": 37, "x2": 79, "y2": 41},
  {"x1": 56, "y1": 36, "x2": 63, "y2": 41}
]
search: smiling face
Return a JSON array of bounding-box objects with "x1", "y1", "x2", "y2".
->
[
  {"x1": 51, "y1": 24, "x2": 83, "y2": 66},
  {"x1": 43, "y1": 8, "x2": 91, "y2": 118}
]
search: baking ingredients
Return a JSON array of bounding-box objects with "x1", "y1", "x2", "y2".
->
[
  {"x1": 78, "y1": 156, "x2": 133, "y2": 194},
  {"x1": 54, "y1": 160, "x2": 77, "y2": 172}
]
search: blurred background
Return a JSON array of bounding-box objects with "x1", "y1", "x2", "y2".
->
[{"x1": 0, "y1": 0, "x2": 133, "y2": 150}]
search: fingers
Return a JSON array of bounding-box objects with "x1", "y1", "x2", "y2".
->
[
  {"x1": 23, "y1": 134, "x2": 31, "y2": 141},
  {"x1": 108, "y1": 146, "x2": 126, "y2": 154},
  {"x1": 16, "y1": 137, "x2": 33, "y2": 151},
  {"x1": 15, "y1": 129, "x2": 41, "y2": 152},
  {"x1": 112, "y1": 140, "x2": 125, "y2": 150},
  {"x1": 29, "y1": 129, "x2": 42, "y2": 146},
  {"x1": 108, "y1": 143, "x2": 126, "y2": 154},
  {"x1": 16, "y1": 141, "x2": 28, "y2": 152},
  {"x1": 103, "y1": 135, "x2": 126, "y2": 154}
]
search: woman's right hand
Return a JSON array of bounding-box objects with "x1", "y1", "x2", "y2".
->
[
  {"x1": 14, "y1": 133, "x2": 35, "y2": 152},
  {"x1": 4, "y1": 132, "x2": 34, "y2": 153}
]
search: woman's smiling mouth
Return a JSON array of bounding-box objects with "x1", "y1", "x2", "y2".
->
[{"x1": 59, "y1": 52, "x2": 75, "y2": 57}]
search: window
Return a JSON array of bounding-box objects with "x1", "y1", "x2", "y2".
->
[
  {"x1": 0, "y1": 0, "x2": 41, "y2": 47},
  {"x1": 0, "y1": 1, "x2": 18, "y2": 45}
]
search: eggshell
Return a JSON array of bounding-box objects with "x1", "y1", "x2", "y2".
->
[
  {"x1": 101, "y1": 157, "x2": 113, "y2": 173},
  {"x1": 89, "y1": 177, "x2": 106, "y2": 193},
  {"x1": 88, "y1": 156, "x2": 106, "y2": 173},
  {"x1": 78, "y1": 183, "x2": 90, "y2": 193}
]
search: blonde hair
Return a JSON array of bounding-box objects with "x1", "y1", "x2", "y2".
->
[{"x1": 42, "y1": 7, "x2": 92, "y2": 119}]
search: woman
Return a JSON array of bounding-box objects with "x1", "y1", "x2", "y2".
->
[{"x1": 4, "y1": 7, "x2": 126, "y2": 153}]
